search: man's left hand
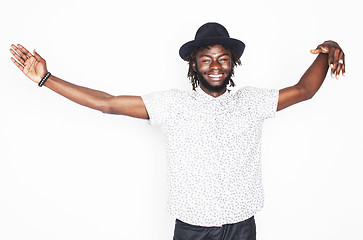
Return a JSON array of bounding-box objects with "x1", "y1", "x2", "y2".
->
[{"x1": 310, "y1": 40, "x2": 345, "y2": 79}]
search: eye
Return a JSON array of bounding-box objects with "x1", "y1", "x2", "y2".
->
[{"x1": 219, "y1": 58, "x2": 230, "y2": 62}]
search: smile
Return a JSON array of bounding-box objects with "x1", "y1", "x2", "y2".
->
[{"x1": 208, "y1": 74, "x2": 223, "y2": 78}]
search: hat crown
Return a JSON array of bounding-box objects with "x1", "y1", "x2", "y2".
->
[
  {"x1": 179, "y1": 22, "x2": 245, "y2": 60},
  {"x1": 195, "y1": 22, "x2": 230, "y2": 40}
]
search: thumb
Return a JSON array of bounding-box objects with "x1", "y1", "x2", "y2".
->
[
  {"x1": 310, "y1": 49, "x2": 321, "y2": 54},
  {"x1": 33, "y1": 49, "x2": 43, "y2": 62}
]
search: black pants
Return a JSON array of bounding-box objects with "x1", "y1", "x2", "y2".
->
[{"x1": 173, "y1": 217, "x2": 256, "y2": 240}]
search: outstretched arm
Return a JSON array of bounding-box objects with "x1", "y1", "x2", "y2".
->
[
  {"x1": 10, "y1": 44, "x2": 149, "y2": 119},
  {"x1": 277, "y1": 41, "x2": 345, "y2": 111}
]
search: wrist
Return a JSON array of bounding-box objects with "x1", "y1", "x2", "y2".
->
[{"x1": 38, "y1": 72, "x2": 51, "y2": 87}]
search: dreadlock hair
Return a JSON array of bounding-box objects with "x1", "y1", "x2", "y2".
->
[{"x1": 186, "y1": 45, "x2": 242, "y2": 90}]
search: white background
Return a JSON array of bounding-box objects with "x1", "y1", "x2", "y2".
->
[{"x1": 1, "y1": 0, "x2": 362, "y2": 239}]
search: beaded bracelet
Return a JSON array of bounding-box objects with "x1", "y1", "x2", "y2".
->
[{"x1": 38, "y1": 72, "x2": 51, "y2": 87}]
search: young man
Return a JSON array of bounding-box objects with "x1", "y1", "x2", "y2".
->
[{"x1": 10, "y1": 22, "x2": 345, "y2": 240}]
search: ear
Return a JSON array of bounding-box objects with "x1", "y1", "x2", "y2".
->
[{"x1": 192, "y1": 61, "x2": 197, "y2": 72}]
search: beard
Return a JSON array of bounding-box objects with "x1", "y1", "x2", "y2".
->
[{"x1": 196, "y1": 69, "x2": 232, "y2": 93}]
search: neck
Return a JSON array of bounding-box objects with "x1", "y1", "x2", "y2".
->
[{"x1": 200, "y1": 85, "x2": 227, "y2": 98}]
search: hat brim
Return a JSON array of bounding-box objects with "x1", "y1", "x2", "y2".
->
[{"x1": 179, "y1": 37, "x2": 245, "y2": 60}]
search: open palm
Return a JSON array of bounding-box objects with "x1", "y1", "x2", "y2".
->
[{"x1": 10, "y1": 44, "x2": 47, "y2": 83}]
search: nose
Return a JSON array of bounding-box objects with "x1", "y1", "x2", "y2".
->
[{"x1": 210, "y1": 60, "x2": 221, "y2": 70}]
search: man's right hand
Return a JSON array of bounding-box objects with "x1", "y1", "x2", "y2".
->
[{"x1": 10, "y1": 44, "x2": 47, "y2": 83}]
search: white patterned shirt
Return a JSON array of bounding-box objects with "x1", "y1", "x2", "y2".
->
[{"x1": 141, "y1": 86, "x2": 279, "y2": 227}]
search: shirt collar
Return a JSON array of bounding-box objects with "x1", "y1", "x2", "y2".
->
[{"x1": 195, "y1": 87, "x2": 231, "y2": 101}]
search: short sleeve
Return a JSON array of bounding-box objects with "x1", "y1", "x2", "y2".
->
[
  {"x1": 141, "y1": 89, "x2": 175, "y2": 126},
  {"x1": 236, "y1": 87, "x2": 279, "y2": 119}
]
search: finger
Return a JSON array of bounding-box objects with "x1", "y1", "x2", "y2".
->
[
  {"x1": 316, "y1": 45, "x2": 329, "y2": 53},
  {"x1": 33, "y1": 49, "x2": 43, "y2": 62},
  {"x1": 333, "y1": 49, "x2": 340, "y2": 79},
  {"x1": 12, "y1": 44, "x2": 28, "y2": 61},
  {"x1": 10, "y1": 44, "x2": 22, "y2": 57},
  {"x1": 335, "y1": 64, "x2": 342, "y2": 79},
  {"x1": 341, "y1": 52, "x2": 346, "y2": 76},
  {"x1": 11, "y1": 57, "x2": 24, "y2": 72},
  {"x1": 11, "y1": 43, "x2": 19, "y2": 51},
  {"x1": 334, "y1": 48, "x2": 340, "y2": 62},
  {"x1": 10, "y1": 48, "x2": 25, "y2": 65},
  {"x1": 328, "y1": 48, "x2": 336, "y2": 77},
  {"x1": 330, "y1": 68, "x2": 335, "y2": 79},
  {"x1": 310, "y1": 48, "x2": 322, "y2": 54},
  {"x1": 336, "y1": 51, "x2": 345, "y2": 77},
  {"x1": 17, "y1": 44, "x2": 33, "y2": 58},
  {"x1": 320, "y1": 46, "x2": 329, "y2": 53}
]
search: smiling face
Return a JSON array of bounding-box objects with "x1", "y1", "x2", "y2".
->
[{"x1": 193, "y1": 45, "x2": 232, "y2": 97}]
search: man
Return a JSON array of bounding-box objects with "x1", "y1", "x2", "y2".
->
[{"x1": 10, "y1": 22, "x2": 345, "y2": 240}]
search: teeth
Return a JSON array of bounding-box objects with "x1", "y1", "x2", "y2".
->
[{"x1": 209, "y1": 74, "x2": 223, "y2": 77}]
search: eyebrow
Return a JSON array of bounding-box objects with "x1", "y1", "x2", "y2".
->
[{"x1": 199, "y1": 53, "x2": 230, "y2": 58}]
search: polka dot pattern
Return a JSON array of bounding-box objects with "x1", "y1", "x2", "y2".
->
[{"x1": 142, "y1": 86, "x2": 279, "y2": 227}]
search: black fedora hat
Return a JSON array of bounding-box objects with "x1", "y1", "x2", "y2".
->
[{"x1": 179, "y1": 22, "x2": 245, "y2": 60}]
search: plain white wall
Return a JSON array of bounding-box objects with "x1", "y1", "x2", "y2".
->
[{"x1": 1, "y1": 0, "x2": 362, "y2": 239}]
